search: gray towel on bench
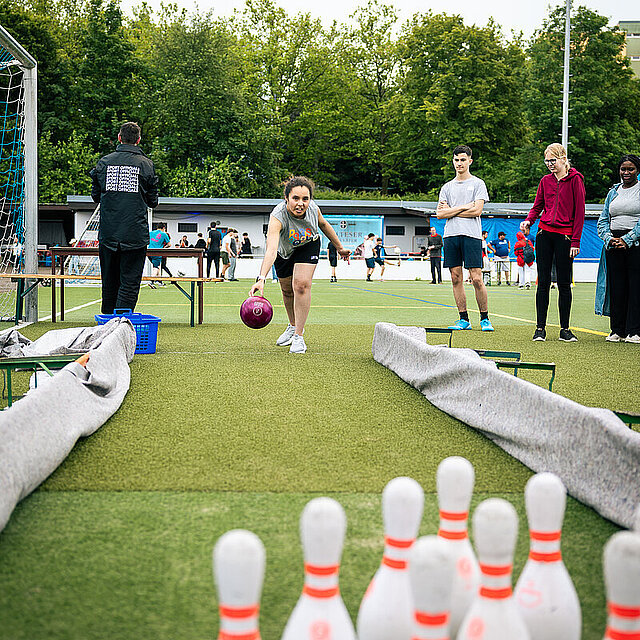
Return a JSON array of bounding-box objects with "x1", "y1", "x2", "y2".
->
[
  {"x1": 0, "y1": 318, "x2": 136, "y2": 532},
  {"x1": 372, "y1": 322, "x2": 640, "y2": 529}
]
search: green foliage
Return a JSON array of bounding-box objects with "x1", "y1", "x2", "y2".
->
[
  {"x1": 1, "y1": 0, "x2": 639, "y2": 201},
  {"x1": 525, "y1": 6, "x2": 640, "y2": 200},
  {"x1": 38, "y1": 130, "x2": 99, "y2": 203}
]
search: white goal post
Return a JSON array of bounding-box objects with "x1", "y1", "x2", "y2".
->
[{"x1": 0, "y1": 24, "x2": 37, "y2": 323}]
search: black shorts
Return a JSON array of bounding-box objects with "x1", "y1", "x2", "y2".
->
[
  {"x1": 328, "y1": 252, "x2": 337, "y2": 267},
  {"x1": 274, "y1": 238, "x2": 320, "y2": 279},
  {"x1": 443, "y1": 236, "x2": 483, "y2": 269},
  {"x1": 365, "y1": 257, "x2": 376, "y2": 269},
  {"x1": 375, "y1": 258, "x2": 385, "y2": 266}
]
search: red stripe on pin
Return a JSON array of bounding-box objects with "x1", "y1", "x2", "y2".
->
[
  {"x1": 382, "y1": 556, "x2": 407, "y2": 570},
  {"x1": 218, "y1": 631, "x2": 260, "y2": 640},
  {"x1": 609, "y1": 603, "x2": 640, "y2": 618},
  {"x1": 530, "y1": 530, "x2": 561, "y2": 541},
  {"x1": 479, "y1": 563, "x2": 512, "y2": 576},
  {"x1": 439, "y1": 510, "x2": 468, "y2": 521},
  {"x1": 605, "y1": 629, "x2": 640, "y2": 639},
  {"x1": 305, "y1": 563, "x2": 339, "y2": 576},
  {"x1": 438, "y1": 529, "x2": 467, "y2": 540},
  {"x1": 219, "y1": 605, "x2": 259, "y2": 619},
  {"x1": 480, "y1": 586, "x2": 512, "y2": 599},
  {"x1": 303, "y1": 585, "x2": 339, "y2": 598},
  {"x1": 415, "y1": 611, "x2": 449, "y2": 626},
  {"x1": 385, "y1": 536, "x2": 414, "y2": 548},
  {"x1": 529, "y1": 550, "x2": 562, "y2": 562}
]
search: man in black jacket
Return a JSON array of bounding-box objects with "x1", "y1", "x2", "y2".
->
[
  {"x1": 425, "y1": 226, "x2": 443, "y2": 284},
  {"x1": 91, "y1": 122, "x2": 159, "y2": 314},
  {"x1": 206, "y1": 222, "x2": 222, "y2": 278}
]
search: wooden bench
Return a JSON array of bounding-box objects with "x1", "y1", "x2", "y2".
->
[{"x1": 0, "y1": 274, "x2": 222, "y2": 327}]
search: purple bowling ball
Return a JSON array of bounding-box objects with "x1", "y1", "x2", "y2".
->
[{"x1": 240, "y1": 296, "x2": 274, "y2": 329}]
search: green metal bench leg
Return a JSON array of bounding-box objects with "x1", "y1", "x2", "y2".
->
[
  {"x1": 190, "y1": 282, "x2": 195, "y2": 327},
  {"x1": 6, "y1": 368, "x2": 12, "y2": 407},
  {"x1": 15, "y1": 278, "x2": 24, "y2": 325}
]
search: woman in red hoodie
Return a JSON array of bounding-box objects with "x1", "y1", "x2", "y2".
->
[
  {"x1": 521, "y1": 143, "x2": 585, "y2": 342},
  {"x1": 514, "y1": 231, "x2": 535, "y2": 289}
]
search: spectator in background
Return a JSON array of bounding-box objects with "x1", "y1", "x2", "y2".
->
[
  {"x1": 425, "y1": 226, "x2": 443, "y2": 284},
  {"x1": 12, "y1": 234, "x2": 22, "y2": 271},
  {"x1": 194, "y1": 233, "x2": 207, "y2": 250},
  {"x1": 488, "y1": 231, "x2": 511, "y2": 285},
  {"x1": 328, "y1": 241, "x2": 338, "y2": 283},
  {"x1": 514, "y1": 231, "x2": 535, "y2": 290},
  {"x1": 206, "y1": 222, "x2": 222, "y2": 278},
  {"x1": 227, "y1": 230, "x2": 239, "y2": 281},
  {"x1": 595, "y1": 153, "x2": 640, "y2": 343},
  {"x1": 91, "y1": 121, "x2": 158, "y2": 313},
  {"x1": 481, "y1": 230, "x2": 491, "y2": 285},
  {"x1": 240, "y1": 232, "x2": 252, "y2": 256},
  {"x1": 148, "y1": 222, "x2": 170, "y2": 287},
  {"x1": 522, "y1": 143, "x2": 585, "y2": 342},
  {"x1": 363, "y1": 232, "x2": 376, "y2": 282},
  {"x1": 220, "y1": 229, "x2": 231, "y2": 280},
  {"x1": 179, "y1": 235, "x2": 189, "y2": 248}
]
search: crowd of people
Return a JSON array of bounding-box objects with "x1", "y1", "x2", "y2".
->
[{"x1": 90, "y1": 122, "x2": 639, "y2": 351}]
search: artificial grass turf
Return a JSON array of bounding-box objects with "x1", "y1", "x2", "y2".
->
[
  {"x1": 0, "y1": 281, "x2": 636, "y2": 638},
  {"x1": 0, "y1": 491, "x2": 619, "y2": 640}
]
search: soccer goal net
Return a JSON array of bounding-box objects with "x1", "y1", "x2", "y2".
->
[{"x1": 0, "y1": 24, "x2": 37, "y2": 322}]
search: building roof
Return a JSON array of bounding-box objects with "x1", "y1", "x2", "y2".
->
[{"x1": 67, "y1": 195, "x2": 604, "y2": 218}]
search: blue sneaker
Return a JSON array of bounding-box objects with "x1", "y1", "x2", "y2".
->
[
  {"x1": 448, "y1": 319, "x2": 472, "y2": 330},
  {"x1": 480, "y1": 318, "x2": 494, "y2": 332}
]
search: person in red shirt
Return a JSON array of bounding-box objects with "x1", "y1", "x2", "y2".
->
[
  {"x1": 514, "y1": 231, "x2": 535, "y2": 289},
  {"x1": 521, "y1": 143, "x2": 585, "y2": 342}
]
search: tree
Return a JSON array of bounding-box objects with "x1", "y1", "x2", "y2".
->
[
  {"x1": 393, "y1": 13, "x2": 528, "y2": 197},
  {"x1": 526, "y1": 6, "x2": 640, "y2": 200}
]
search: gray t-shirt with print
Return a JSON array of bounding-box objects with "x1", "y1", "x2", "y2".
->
[
  {"x1": 439, "y1": 175, "x2": 490, "y2": 240},
  {"x1": 271, "y1": 200, "x2": 320, "y2": 259}
]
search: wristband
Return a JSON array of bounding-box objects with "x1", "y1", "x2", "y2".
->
[{"x1": 256, "y1": 275, "x2": 266, "y2": 282}]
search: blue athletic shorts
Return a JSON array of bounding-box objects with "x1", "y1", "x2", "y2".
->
[
  {"x1": 443, "y1": 236, "x2": 483, "y2": 269},
  {"x1": 274, "y1": 238, "x2": 320, "y2": 279},
  {"x1": 365, "y1": 257, "x2": 376, "y2": 269}
]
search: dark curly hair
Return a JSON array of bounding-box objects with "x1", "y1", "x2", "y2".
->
[
  {"x1": 283, "y1": 176, "x2": 315, "y2": 200},
  {"x1": 618, "y1": 154, "x2": 640, "y2": 173}
]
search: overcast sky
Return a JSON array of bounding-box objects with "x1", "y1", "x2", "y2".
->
[{"x1": 120, "y1": 0, "x2": 635, "y2": 37}]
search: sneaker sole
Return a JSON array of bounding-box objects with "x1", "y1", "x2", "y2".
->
[
  {"x1": 559, "y1": 337, "x2": 577, "y2": 342},
  {"x1": 481, "y1": 327, "x2": 494, "y2": 332},
  {"x1": 533, "y1": 337, "x2": 546, "y2": 342},
  {"x1": 448, "y1": 326, "x2": 472, "y2": 330},
  {"x1": 276, "y1": 338, "x2": 294, "y2": 346}
]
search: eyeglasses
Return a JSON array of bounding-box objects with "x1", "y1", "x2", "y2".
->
[{"x1": 544, "y1": 158, "x2": 560, "y2": 166}]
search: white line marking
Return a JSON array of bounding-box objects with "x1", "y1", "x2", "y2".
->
[{"x1": 39, "y1": 298, "x2": 102, "y2": 322}]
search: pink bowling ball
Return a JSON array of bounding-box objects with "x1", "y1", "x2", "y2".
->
[{"x1": 240, "y1": 296, "x2": 274, "y2": 329}]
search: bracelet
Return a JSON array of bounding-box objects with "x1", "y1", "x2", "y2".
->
[{"x1": 256, "y1": 275, "x2": 266, "y2": 282}]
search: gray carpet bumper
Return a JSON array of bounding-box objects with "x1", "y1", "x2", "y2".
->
[
  {"x1": 0, "y1": 318, "x2": 137, "y2": 531},
  {"x1": 372, "y1": 322, "x2": 640, "y2": 528}
]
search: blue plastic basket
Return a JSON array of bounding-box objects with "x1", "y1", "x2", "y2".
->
[{"x1": 94, "y1": 308, "x2": 161, "y2": 354}]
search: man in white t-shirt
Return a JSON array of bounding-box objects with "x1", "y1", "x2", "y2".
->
[
  {"x1": 436, "y1": 145, "x2": 494, "y2": 331},
  {"x1": 363, "y1": 233, "x2": 376, "y2": 281}
]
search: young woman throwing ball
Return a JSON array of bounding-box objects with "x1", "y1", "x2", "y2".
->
[{"x1": 249, "y1": 176, "x2": 351, "y2": 353}]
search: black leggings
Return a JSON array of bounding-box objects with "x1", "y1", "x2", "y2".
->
[
  {"x1": 535, "y1": 230, "x2": 573, "y2": 329},
  {"x1": 606, "y1": 238, "x2": 640, "y2": 337}
]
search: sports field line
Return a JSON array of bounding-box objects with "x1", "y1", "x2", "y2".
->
[
  {"x1": 338, "y1": 284, "x2": 607, "y2": 337},
  {"x1": 138, "y1": 303, "x2": 447, "y2": 309},
  {"x1": 38, "y1": 297, "x2": 102, "y2": 322}
]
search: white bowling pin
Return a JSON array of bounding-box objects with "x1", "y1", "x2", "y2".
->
[
  {"x1": 213, "y1": 529, "x2": 266, "y2": 640},
  {"x1": 458, "y1": 498, "x2": 530, "y2": 640},
  {"x1": 357, "y1": 476, "x2": 424, "y2": 640},
  {"x1": 514, "y1": 472, "x2": 581, "y2": 640},
  {"x1": 409, "y1": 535, "x2": 456, "y2": 640},
  {"x1": 437, "y1": 456, "x2": 480, "y2": 636},
  {"x1": 281, "y1": 497, "x2": 356, "y2": 640},
  {"x1": 603, "y1": 531, "x2": 640, "y2": 640}
]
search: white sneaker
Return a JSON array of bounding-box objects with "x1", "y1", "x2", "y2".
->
[
  {"x1": 625, "y1": 334, "x2": 640, "y2": 343},
  {"x1": 606, "y1": 332, "x2": 622, "y2": 343},
  {"x1": 276, "y1": 324, "x2": 296, "y2": 346},
  {"x1": 289, "y1": 334, "x2": 307, "y2": 354}
]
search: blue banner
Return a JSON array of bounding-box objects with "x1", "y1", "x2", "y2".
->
[
  {"x1": 428, "y1": 217, "x2": 602, "y2": 262},
  {"x1": 322, "y1": 215, "x2": 384, "y2": 253}
]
